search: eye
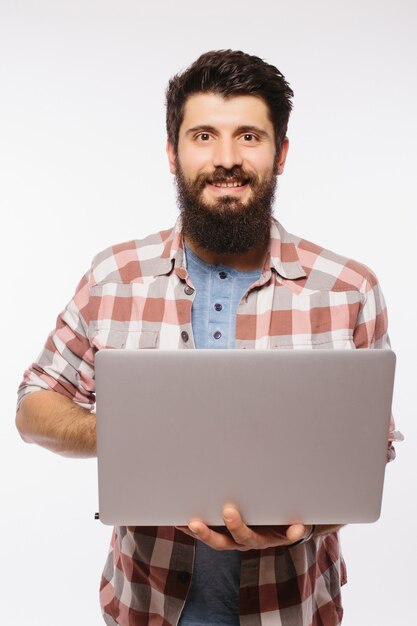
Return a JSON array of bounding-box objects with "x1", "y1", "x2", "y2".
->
[
  {"x1": 241, "y1": 133, "x2": 259, "y2": 143},
  {"x1": 196, "y1": 132, "x2": 211, "y2": 142}
]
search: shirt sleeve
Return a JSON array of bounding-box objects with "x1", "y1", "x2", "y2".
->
[
  {"x1": 353, "y1": 270, "x2": 389, "y2": 350},
  {"x1": 353, "y1": 269, "x2": 402, "y2": 461},
  {"x1": 17, "y1": 270, "x2": 96, "y2": 411}
]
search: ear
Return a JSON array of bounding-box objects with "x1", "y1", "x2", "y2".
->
[
  {"x1": 276, "y1": 137, "x2": 289, "y2": 175},
  {"x1": 166, "y1": 141, "x2": 177, "y2": 175}
]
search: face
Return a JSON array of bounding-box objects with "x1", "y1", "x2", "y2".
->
[{"x1": 167, "y1": 93, "x2": 289, "y2": 254}]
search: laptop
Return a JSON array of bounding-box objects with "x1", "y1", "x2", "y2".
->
[{"x1": 95, "y1": 349, "x2": 396, "y2": 526}]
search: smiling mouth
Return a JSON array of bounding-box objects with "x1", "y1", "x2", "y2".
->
[{"x1": 208, "y1": 179, "x2": 248, "y2": 189}]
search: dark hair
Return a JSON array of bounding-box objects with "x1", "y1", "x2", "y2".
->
[{"x1": 165, "y1": 49, "x2": 294, "y2": 153}]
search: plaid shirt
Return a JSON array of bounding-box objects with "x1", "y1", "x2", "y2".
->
[{"x1": 18, "y1": 217, "x2": 395, "y2": 626}]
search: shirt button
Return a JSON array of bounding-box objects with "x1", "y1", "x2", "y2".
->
[
  {"x1": 213, "y1": 331, "x2": 222, "y2": 340},
  {"x1": 214, "y1": 303, "x2": 222, "y2": 311},
  {"x1": 184, "y1": 285, "x2": 194, "y2": 295},
  {"x1": 181, "y1": 331, "x2": 189, "y2": 342},
  {"x1": 177, "y1": 571, "x2": 191, "y2": 583},
  {"x1": 218, "y1": 271, "x2": 227, "y2": 279}
]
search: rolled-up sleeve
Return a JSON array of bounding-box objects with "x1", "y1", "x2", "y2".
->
[{"x1": 17, "y1": 271, "x2": 96, "y2": 410}]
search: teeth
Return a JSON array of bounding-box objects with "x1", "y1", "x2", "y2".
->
[{"x1": 212, "y1": 181, "x2": 244, "y2": 188}]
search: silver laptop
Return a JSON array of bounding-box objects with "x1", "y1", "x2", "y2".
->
[{"x1": 95, "y1": 349, "x2": 395, "y2": 526}]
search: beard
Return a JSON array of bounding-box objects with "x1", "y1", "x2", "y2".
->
[{"x1": 175, "y1": 162, "x2": 277, "y2": 255}]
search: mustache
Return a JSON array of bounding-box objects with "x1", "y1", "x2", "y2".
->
[{"x1": 193, "y1": 166, "x2": 258, "y2": 190}]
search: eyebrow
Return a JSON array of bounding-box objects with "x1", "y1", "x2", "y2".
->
[{"x1": 185, "y1": 125, "x2": 270, "y2": 139}]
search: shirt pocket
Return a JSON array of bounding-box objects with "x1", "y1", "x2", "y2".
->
[
  {"x1": 269, "y1": 288, "x2": 361, "y2": 350},
  {"x1": 91, "y1": 326, "x2": 159, "y2": 350}
]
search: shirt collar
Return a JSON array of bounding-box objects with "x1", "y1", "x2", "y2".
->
[
  {"x1": 154, "y1": 216, "x2": 306, "y2": 281},
  {"x1": 267, "y1": 218, "x2": 307, "y2": 280}
]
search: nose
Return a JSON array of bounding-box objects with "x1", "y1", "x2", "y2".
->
[{"x1": 212, "y1": 138, "x2": 243, "y2": 170}]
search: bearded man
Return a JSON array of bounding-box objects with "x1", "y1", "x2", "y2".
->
[{"x1": 16, "y1": 50, "x2": 395, "y2": 626}]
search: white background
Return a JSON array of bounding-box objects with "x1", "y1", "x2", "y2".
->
[{"x1": 1, "y1": 1, "x2": 416, "y2": 624}]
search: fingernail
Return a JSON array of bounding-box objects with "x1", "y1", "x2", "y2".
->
[{"x1": 189, "y1": 523, "x2": 199, "y2": 534}]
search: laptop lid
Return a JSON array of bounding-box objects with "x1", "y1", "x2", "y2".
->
[{"x1": 95, "y1": 349, "x2": 395, "y2": 526}]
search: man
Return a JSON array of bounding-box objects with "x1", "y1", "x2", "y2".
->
[{"x1": 16, "y1": 50, "x2": 395, "y2": 626}]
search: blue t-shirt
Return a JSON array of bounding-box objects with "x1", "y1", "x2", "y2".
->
[{"x1": 178, "y1": 245, "x2": 261, "y2": 626}]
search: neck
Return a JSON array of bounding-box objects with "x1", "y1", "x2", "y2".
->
[{"x1": 184, "y1": 237, "x2": 268, "y2": 271}]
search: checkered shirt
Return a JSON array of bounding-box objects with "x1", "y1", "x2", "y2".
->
[{"x1": 18, "y1": 217, "x2": 396, "y2": 626}]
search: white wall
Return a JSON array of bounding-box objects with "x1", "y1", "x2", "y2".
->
[{"x1": 1, "y1": 1, "x2": 416, "y2": 624}]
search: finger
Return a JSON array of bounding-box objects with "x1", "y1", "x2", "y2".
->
[
  {"x1": 222, "y1": 508, "x2": 296, "y2": 549},
  {"x1": 286, "y1": 523, "x2": 307, "y2": 543},
  {"x1": 188, "y1": 520, "x2": 242, "y2": 551},
  {"x1": 222, "y1": 507, "x2": 255, "y2": 546}
]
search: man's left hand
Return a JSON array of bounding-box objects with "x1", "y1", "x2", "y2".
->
[{"x1": 176, "y1": 506, "x2": 315, "y2": 551}]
